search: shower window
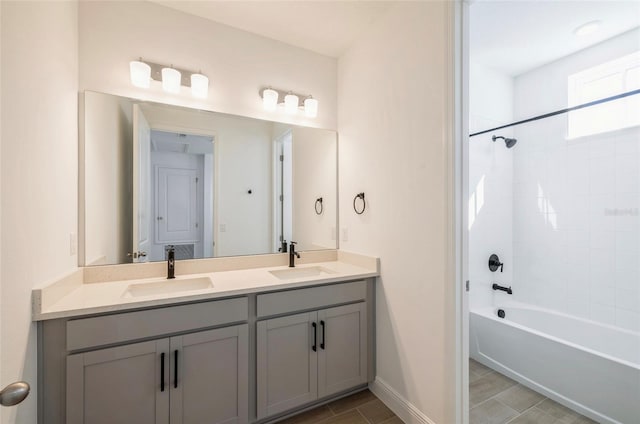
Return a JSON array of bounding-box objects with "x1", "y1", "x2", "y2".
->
[{"x1": 568, "y1": 50, "x2": 640, "y2": 139}]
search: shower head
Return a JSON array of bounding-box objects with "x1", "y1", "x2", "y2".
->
[{"x1": 492, "y1": 135, "x2": 517, "y2": 148}]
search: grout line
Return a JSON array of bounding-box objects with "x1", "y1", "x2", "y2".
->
[
  {"x1": 469, "y1": 376, "x2": 519, "y2": 409},
  {"x1": 354, "y1": 409, "x2": 372, "y2": 424},
  {"x1": 469, "y1": 362, "x2": 593, "y2": 424},
  {"x1": 492, "y1": 398, "x2": 521, "y2": 416},
  {"x1": 329, "y1": 403, "x2": 336, "y2": 417}
]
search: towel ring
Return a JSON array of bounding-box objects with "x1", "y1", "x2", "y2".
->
[
  {"x1": 315, "y1": 197, "x2": 323, "y2": 215},
  {"x1": 353, "y1": 192, "x2": 366, "y2": 215}
]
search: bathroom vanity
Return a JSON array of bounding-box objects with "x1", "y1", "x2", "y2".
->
[
  {"x1": 34, "y1": 251, "x2": 378, "y2": 424},
  {"x1": 32, "y1": 89, "x2": 371, "y2": 424}
]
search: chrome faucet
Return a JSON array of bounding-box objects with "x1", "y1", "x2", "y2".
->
[
  {"x1": 167, "y1": 245, "x2": 176, "y2": 279},
  {"x1": 289, "y1": 241, "x2": 300, "y2": 267}
]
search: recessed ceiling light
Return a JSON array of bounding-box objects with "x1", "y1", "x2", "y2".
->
[{"x1": 574, "y1": 20, "x2": 602, "y2": 37}]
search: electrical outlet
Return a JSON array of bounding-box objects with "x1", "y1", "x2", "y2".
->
[
  {"x1": 70, "y1": 233, "x2": 77, "y2": 255},
  {"x1": 220, "y1": 224, "x2": 226, "y2": 232},
  {"x1": 341, "y1": 227, "x2": 348, "y2": 242}
]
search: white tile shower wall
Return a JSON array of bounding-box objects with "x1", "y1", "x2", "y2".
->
[
  {"x1": 512, "y1": 30, "x2": 640, "y2": 332},
  {"x1": 469, "y1": 62, "x2": 514, "y2": 310}
]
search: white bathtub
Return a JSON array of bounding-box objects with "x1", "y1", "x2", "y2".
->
[{"x1": 470, "y1": 304, "x2": 640, "y2": 424}]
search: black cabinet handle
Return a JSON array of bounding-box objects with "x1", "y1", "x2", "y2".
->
[
  {"x1": 320, "y1": 320, "x2": 325, "y2": 350},
  {"x1": 174, "y1": 350, "x2": 179, "y2": 389},
  {"x1": 160, "y1": 352, "x2": 165, "y2": 392},
  {"x1": 312, "y1": 322, "x2": 317, "y2": 352}
]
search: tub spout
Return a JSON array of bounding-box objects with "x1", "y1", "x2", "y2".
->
[{"x1": 492, "y1": 283, "x2": 512, "y2": 295}]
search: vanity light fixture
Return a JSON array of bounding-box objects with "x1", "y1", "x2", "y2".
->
[
  {"x1": 129, "y1": 60, "x2": 151, "y2": 88},
  {"x1": 284, "y1": 93, "x2": 299, "y2": 115},
  {"x1": 260, "y1": 87, "x2": 319, "y2": 118},
  {"x1": 304, "y1": 96, "x2": 318, "y2": 118},
  {"x1": 262, "y1": 88, "x2": 279, "y2": 111},
  {"x1": 128, "y1": 59, "x2": 209, "y2": 98},
  {"x1": 190, "y1": 73, "x2": 209, "y2": 98},
  {"x1": 162, "y1": 67, "x2": 182, "y2": 94}
]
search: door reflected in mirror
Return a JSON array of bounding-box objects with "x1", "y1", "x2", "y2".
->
[{"x1": 81, "y1": 91, "x2": 337, "y2": 266}]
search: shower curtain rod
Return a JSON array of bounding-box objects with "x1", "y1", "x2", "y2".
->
[{"x1": 469, "y1": 88, "x2": 640, "y2": 138}]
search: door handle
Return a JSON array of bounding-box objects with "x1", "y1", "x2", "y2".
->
[
  {"x1": 174, "y1": 350, "x2": 179, "y2": 389},
  {"x1": 312, "y1": 322, "x2": 317, "y2": 352},
  {"x1": 320, "y1": 320, "x2": 325, "y2": 350},
  {"x1": 160, "y1": 352, "x2": 165, "y2": 392},
  {"x1": 0, "y1": 382, "x2": 29, "y2": 407}
]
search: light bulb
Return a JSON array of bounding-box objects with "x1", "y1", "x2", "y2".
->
[
  {"x1": 284, "y1": 93, "x2": 299, "y2": 114},
  {"x1": 304, "y1": 97, "x2": 318, "y2": 118},
  {"x1": 130, "y1": 61, "x2": 151, "y2": 88},
  {"x1": 191, "y1": 73, "x2": 209, "y2": 98},
  {"x1": 162, "y1": 67, "x2": 181, "y2": 94},
  {"x1": 262, "y1": 88, "x2": 279, "y2": 111}
]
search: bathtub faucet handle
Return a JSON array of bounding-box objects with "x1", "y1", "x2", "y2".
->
[{"x1": 488, "y1": 254, "x2": 504, "y2": 273}]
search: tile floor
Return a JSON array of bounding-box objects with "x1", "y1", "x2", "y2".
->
[
  {"x1": 469, "y1": 359, "x2": 599, "y2": 424},
  {"x1": 276, "y1": 360, "x2": 600, "y2": 424},
  {"x1": 277, "y1": 390, "x2": 400, "y2": 424}
]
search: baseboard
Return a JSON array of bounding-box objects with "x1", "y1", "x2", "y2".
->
[{"x1": 369, "y1": 378, "x2": 437, "y2": 424}]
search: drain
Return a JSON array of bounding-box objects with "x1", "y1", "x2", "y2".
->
[{"x1": 497, "y1": 309, "x2": 506, "y2": 319}]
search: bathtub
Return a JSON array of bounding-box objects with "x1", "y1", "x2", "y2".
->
[{"x1": 470, "y1": 304, "x2": 640, "y2": 424}]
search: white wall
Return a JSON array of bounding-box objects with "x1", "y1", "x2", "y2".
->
[
  {"x1": 78, "y1": 1, "x2": 337, "y2": 130},
  {"x1": 0, "y1": 2, "x2": 79, "y2": 423},
  {"x1": 214, "y1": 115, "x2": 273, "y2": 256},
  {"x1": 468, "y1": 62, "x2": 514, "y2": 310},
  {"x1": 338, "y1": 3, "x2": 455, "y2": 422},
  {"x1": 292, "y1": 127, "x2": 337, "y2": 251},
  {"x1": 82, "y1": 91, "x2": 133, "y2": 265},
  {"x1": 511, "y1": 30, "x2": 640, "y2": 331}
]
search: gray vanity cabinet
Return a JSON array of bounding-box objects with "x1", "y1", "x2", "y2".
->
[
  {"x1": 40, "y1": 281, "x2": 374, "y2": 424},
  {"x1": 66, "y1": 339, "x2": 170, "y2": 424},
  {"x1": 256, "y1": 312, "x2": 318, "y2": 418},
  {"x1": 317, "y1": 303, "x2": 367, "y2": 398},
  {"x1": 66, "y1": 324, "x2": 249, "y2": 424},
  {"x1": 170, "y1": 325, "x2": 249, "y2": 424},
  {"x1": 256, "y1": 283, "x2": 369, "y2": 420}
]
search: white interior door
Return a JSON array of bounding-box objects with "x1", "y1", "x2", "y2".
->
[
  {"x1": 156, "y1": 167, "x2": 200, "y2": 243},
  {"x1": 133, "y1": 104, "x2": 151, "y2": 263}
]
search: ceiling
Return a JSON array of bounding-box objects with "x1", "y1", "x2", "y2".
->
[
  {"x1": 150, "y1": 1, "x2": 639, "y2": 73},
  {"x1": 470, "y1": 0, "x2": 640, "y2": 76},
  {"x1": 151, "y1": 1, "x2": 393, "y2": 58}
]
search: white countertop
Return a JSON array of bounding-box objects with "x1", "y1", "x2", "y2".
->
[{"x1": 32, "y1": 251, "x2": 379, "y2": 321}]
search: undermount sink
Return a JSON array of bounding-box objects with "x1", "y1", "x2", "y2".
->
[
  {"x1": 269, "y1": 266, "x2": 337, "y2": 280},
  {"x1": 122, "y1": 276, "x2": 214, "y2": 298}
]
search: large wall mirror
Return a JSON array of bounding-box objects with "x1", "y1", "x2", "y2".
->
[{"x1": 81, "y1": 91, "x2": 337, "y2": 266}]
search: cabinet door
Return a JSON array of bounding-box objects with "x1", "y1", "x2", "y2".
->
[
  {"x1": 66, "y1": 338, "x2": 169, "y2": 424},
  {"x1": 257, "y1": 312, "x2": 318, "y2": 419},
  {"x1": 318, "y1": 303, "x2": 368, "y2": 398},
  {"x1": 169, "y1": 325, "x2": 249, "y2": 424}
]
